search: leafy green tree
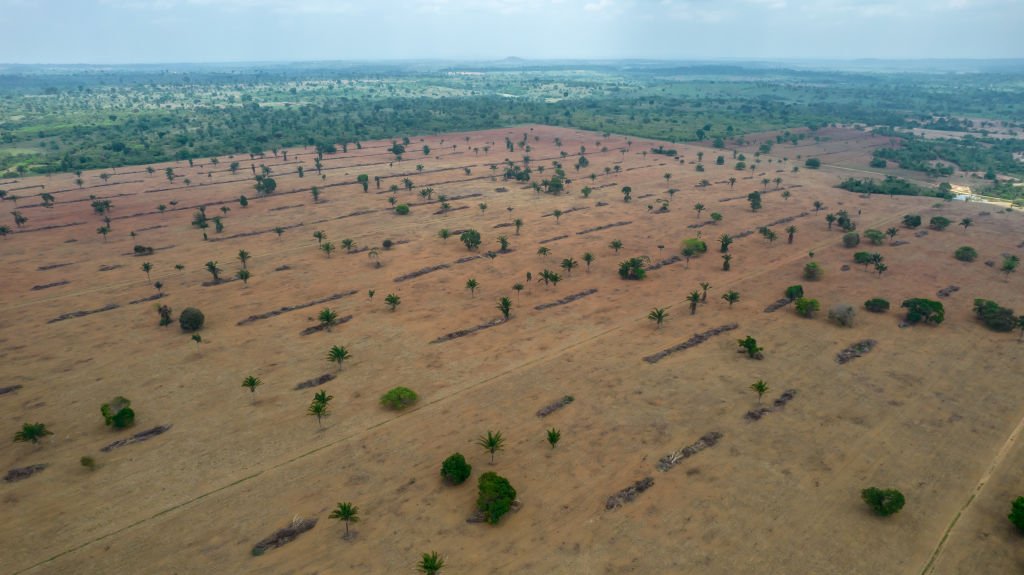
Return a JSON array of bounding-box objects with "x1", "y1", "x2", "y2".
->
[
  {"x1": 738, "y1": 336, "x2": 763, "y2": 359},
  {"x1": 438, "y1": 228, "x2": 450, "y2": 241},
  {"x1": 497, "y1": 235, "x2": 510, "y2": 252},
  {"x1": 547, "y1": 428, "x2": 561, "y2": 448},
  {"x1": 417, "y1": 551, "x2": 445, "y2": 575},
  {"x1": 804, "y1": 262, "x2": 823, "y2": 281},
  {"x1": 960, "y1": 217, "x2": 973, "y2": 231},
  {"x1": 581, "y1": 252, "x2": 595, "y2": 271},
  {"x1": 747, "y1": 191, "x2": 762, "y2": 211},
  {"x1": 750, "y1": 380, "x2": 769, "y2": 402},
  {"x1": 722, "y1": 254, "x2": 732, "y2": 271},
  {"x1": 242, "y1": 375, "x2": 262, "y2": 401},
  {"x1": 861, "y1": 487, "x2": 905, "y2": 516},
  {"x1": 191, "y1": 333, "x2": 203, "y2": 351},
  {"x1": 1009, "y1": 497, "x2": 1024, "y2": 532},
  {"x1": 476, "y1": 430, "x2": 505, "y2": 464},
  {"x1": 460, "y1": 229, "x2": 482, "y2": 251},
  {"x1": 513, "y1": 218, "x2": 523, "y2": 235},
  {"x1": 864, "y1": 298, "x2": 890, "y2": 313},
  {"x1": 886, "y1": 227, "x2": 898, "y2": 243},
  {"x1": 466, "y1": 278, "x2": 479, "y2": 297},
  {"x1": 497, "y1": 296, "x2": 513, "y2": 320},
  {"x1": 537, "y1": 246, "x2": 550, "y2": 258},
  {"x1": 237, "y1": 249, "x2": 251, "y2": 269},
  {"x1": 722, "y1": 290, "x2": 740, "y2": 307},
  {"x1": 621, "y1": 186, "x2": 632, "y2": 202},
  {"x1": 618, "y1": 256, "x2": 649, "y2": 280},
  {"x1": 357, "y1": 174, "x2": 369, "y2": 192},
  {"x1": 14, "y1": 422, "x2": 52, "y2": 445},
  {"x1": 327, "y1": 345, "x2": 351, "y2": 369},
  {"x1": 648, "y1": 307, "x2": 668, "y2": 328},
  {"x1": 140, "y1": 261, "x2": 153, "y2": 281},
  {"x1": 385, "y1": 293, "x2": 401, "y2": 311},
  {"x1": 380, "y1": 387, "x2": 418, "y2": 409},
  {"x1": 699, "y1": 282, "x2": 711, "y2": 302},
  {"x1": 1001, "y1": 255, "x2": 1020, "y2": 279},
  {"x1": 901, "y1": 298, "x2": 945, "y2": 324},
  {"x1": 954, "y1": 246, "x2": 977, "y2": 262},
  {"x1": 273, "y1": 227, "x2": 284, "y2": 239},
  {"x1": 825, "y1": 213, "x2": 837, "y2": 231},
  {"x1": 477, "y1": 471, "x2": 517, "y2": 524},
  {"x1": 694, "y1": 203, "x2": 705, "y2": 218},
  {"x1": 313, "y1": 230, "x2": 326, "y2": 246},
  {"x1": 329, "y1": 502, "x2": 359, "y2": 538},
  {"x1": 786, "y1": 226, "x2": 797, "y2": 244},
  {"x1": 96, "y1": 226, "x2": 109, "y2": 241},
  {"x1": 441, "y1": 453, "x2": 472, "y2": 485}
]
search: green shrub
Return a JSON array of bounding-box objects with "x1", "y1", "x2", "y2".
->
[
  {"x1": 618, "y1": 257, "x2": 648, "y2": 280},
  {"x1": 380, "y1": 387, "x2": 418, "y2": 409},
  {"x1": 954, "y1": 246, "x2": 977, "y2": 262},
  {"x1": 382, "y1": 239, "x2": 394, "y2": 250},
  {"x1": 803, "y1": 261, "x2": 823, "y2": 280},
  {"x1": 864, "y1": 229, "x2": 885, "y2": 245},
  {"x1": 794, "y1": 297, "x2": 820, "y2": 318},
  {"x1": 785, "y1": 285, "x2": 804, "y2": 300},
  {"x1": 477, "y1": 472, "x2": 517, "y2": 525},
  {"x1": 842, "y1": 232, "x2": 860, "y2": 248},
  {"x1": 805, "y1": 158, "x2": 821, "y2": 169},
  {"x1": 680, "y1": 238, "x2": 708, "y2": 255},
  {"x1": 394, "y1": 204, "x2": 410, "y2": 215},
  {"x1": 861, "y1": 487, "x2": 905, "y2": 516},
  {"x1": 903, "y1": 214, "x2": 921, "y2": 228},
  {"x1": 179, "y1": 307, "x2": 204, "y2": 331},
  {"x1": 901, "y1": 298, "x2": 944, "y2": 324},
  {"x1": 100, "y1": 396, "x2": 135, "y2": 429},
  {"x1": 460, "y1": 229, "x2": 481, "y2": 250},
  {"x1": 973, "y1": 299, "x2": 1017, "y2": 332},
  {"x1": 440, "y1": 453, "x2": 472, "y2": 485},
  {"x1": 853, "y1": 252, "x2": 873, "y2": 267},
  {"x1": 929, "y1": 216, "x2": 951, "y2": 230},
  {"x1": 80, "y1": 455, "x2": 97, "y2": 470},
  {"x1": 864, "y1": 298, "x2": 890, "y2": 313},
  {"x1": 1009, "y1": 497, "x2": 1024, "y2": 533}
]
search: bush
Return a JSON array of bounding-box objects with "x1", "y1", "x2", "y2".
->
[
  {"x1": 380, "y1": 386, "x2": 418, "y2": 409},
  {"x1": 794, "y1": 297, "x2": 820, "y2": 318},
  {"x1": 864, "y1": 229, "x2": 885, "y2": 245},
  {"x1": 394, "y1": 204, "x2": 410, "y2": 215},
  {"x1": 460, "y1": 229, "x2": 481, "y2": 251},
  {"x1": 80, "y1": 455, "x2": 97, "y2": 470},
  {"x1": 973, "y1": 299, "x2": 1017, "y2": 332},
  {"x1": 805, "y1": 158, "x2": 821, "y2": 169},
  {"x1": 785, "y1": 285, "x2": 804, "y2": 300},
  {"x1": 903, "y1": 214, "x2": 922, "y2": 228},
  {"x1": 440, "y1": 453, "x2": 472, "y2": 485},
  {"x1": 842, "y1": 232, "x2": 860, "y2": 248},
  {"x1": 861, "y1": 487, "x2": 905, "y2": 516},
  {"x1": 803, "y1": 262, "x2": 823, "y2": 281},
  {"x1": 100, "y1": 396, "x2": 135, "y2": 429},
  {"x1": 680, "y1": 238, "x2": 708, "y2": 255},
  {"x1": 382, "y1": 239, "x2": 394, "y2": 250},
  {"x1": 477, "y1": 472, "x2": 517, "y2": 525},
  {"x1": 954, "y1": 246, "x2": 977, "y2": 262},
  {"x1": 1010, "y1": 497, "x2": 1024, "y2": 533},
  {"x1": 179, "y1": 307, "x2": 205, "y2": 331},
  {"x1": 929, "y1": 216, "x2": 951, "y2": 230},
  {"x1": 901, "y1": 298, "x2": 944, "y2": 324},
  {"x1": 869, "y1": 158, "x2": 887, "y2": 168},
  {"x1": 828, "y1": 304, "x2": 856, "y2": 327},
  {"x1": 618, "y1": 257, "x2": 647, "y2": 280},
  {"x1": 864, "y1": 298, "x2": 890, "y2": 313}
]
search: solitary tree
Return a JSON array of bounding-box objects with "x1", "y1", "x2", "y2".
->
[
  {"x1": 582, "y1": 252, "x2": 595, "y2": 271},
  {"x1": 241, "y1": 375, "x2": 262, "y2": 402},
  {"x1": 327, "y1": 345, "x2": 351, "y2": 369},
  {"x1": 141, "y1": 262, "x2": 153, "y2": 281},
  {"x1": 321, "y1": 242, "x2": 335, "y2": 258},
  {"x1": 465, "y1": 278, "x2": 480, "y2": 297},
  {"x1": 341, "y1": 238, "x2": 356, "y2": 253},
  {"x1": 560, "y1": 257, "x2": 578, "y2": 275},
  {"x1": 513, "y1": 218, "x2": 523, "y2": 235},
  {"x1": 750, "y1": 380, "x2": 769, "y2": 403},
  {"x1": 694, "y1": 203, "x2": 705, "y2": 218},
  {"x1": 648, "y1": 307, "x2": 668, "y2": 328},
  {"x1": 960, "y1": 217, "x2": 973, "y2": 231},
  {"x1": 97, "y1": 226, "x2": 109, "y2": 241},
  {"x1": 476, "y1": 430, "x2": 505, "y2": 464},
  {"x1": 329, "y1": 502, "x2": 360, "y2": 538},
  {"x1": 308, "y1": 392, "x2": 332, "y2": 428}
]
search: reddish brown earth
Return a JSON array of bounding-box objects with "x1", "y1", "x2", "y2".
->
[{"x1": 1, "y1": 125, "x2": 1022, "y2": 574}]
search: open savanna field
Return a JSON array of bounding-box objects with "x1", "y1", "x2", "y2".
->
[{"x1": 1, "y1": 125, "x2": 1022, "y2": 574}]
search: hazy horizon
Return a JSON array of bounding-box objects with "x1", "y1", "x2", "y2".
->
[{"x1": 1, "y1": 0, "x2": 1020, "y2": 65}]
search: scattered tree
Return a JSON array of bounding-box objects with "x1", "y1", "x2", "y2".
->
[
  {"x1": 861, "y1": 487, "x2": 905, "y2": 517},
  {"x1": 476, "y1": 430, "x2": 505, "y2": 464},
  {"x1": 329, "y1": 502, "x2": 360, "y2": 538}
]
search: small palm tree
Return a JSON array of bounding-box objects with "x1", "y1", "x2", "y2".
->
[
  {"x1": 327, "y1": 345, "x2": 351, "y2": 369},
  {"x1": 466, "y1": 278, "x2": 479, "y2": 297},
  {"x1": 547, "y1": 428, "x2": 561, "y2": 448},
  {"x1": 191, "y1": 333, "x2": 203, "y2": 351},
  {"x1": 750, "y1": 380, "x2": 769, "y2": 403},
  {"x1": 722, "y1": 290, "x2": 740, "y2": 307},
  {"x1": 417, "y1": 551, "x2": 445, "y2": 575},
  {"x1": 238, "y1": 249, "x2": 251, "y2": 268},
  {"x1": 514, "y1": 218, "x2": 523, "y2": 235},
  {"x1": 341, "y1": 238, "x2": 356, "y2": 253},
  {"x1": 97, "y1": 226, "x2": 109, "y2": 241},
  {"x1": 512, "y1": 283, "x2": 524, "y2": 301},
  {"x1": 694, "y1": 203, "x2": 705, "y2": 218},
  {"x1": 241, "y1": 376, "x2": 262, "y2": 402},
  {"x1": 204, "y1": 261, "x2": 221, "y2": 281},
  {"x1": 560, "y1": 257, "x2": 577, "y2": 275},
  {"x1": 825, "y1": 213, "x2": 836, "y2": 230},
  {"x1": 319, "y1": 242, "x2": 334, "y2": 258},
  {"x1": 308, "y1": 397, "x2": 330, "y2": 428},
  {"x1": 367, "y1": 289, "x2": 376, "y2": 301},
  {"x1": 236, "y1": 269, "x2": 251, "y2": 286},
  {"x1": 438, "y1": 228, "x2": 450, "y2": 241},
  {"x1": 786, "y1": 225, "x2": 797, "y2": 244},
  {"x1": 476, "y1": 430, "x2": 505, "y2": 464},
  {"x1": 385, "y1": 293, "x2": 401, "y2": 311},
  {"x1": 141, "y1": 261, "x2": 153, "y2": 281},
  {"x1": 273, "y1": 227, "x2": 285, "y2": 239},
  {"x1": 313, "y1": 230, "x2": 326, "y2": 246},
  {"x1": 699, "y1": 281, "x2": 711, "y2": 302},
  {"x1": 537, "y1": 246, "x2": 550, "y2": 257},
  {"x1": 553, "y1": 209, "x2": 563, "y2": 223},
  {"x1": 609, "y1": 239, "x2": 623, "y2": 254},
  {"x1": 13, "y1": 422, "x2": 52, "y2": 445},
  {"x1": 648, "y1": 307, "x2": 668, "y2": 328},
  {"x1": 582, "y1": 252, "x2": 595, "y2": 271},
  {"x1": 319, "y1": 308, "x2": 338, "y2": 329},
  {"x1": 497, "y1": 296, "x2": 512, "y2": 320},
  {"x1": 960, "y1": 217, "x2": 973, "y2": 231},
  {"x1": 886, "y1": 227, "x2": 898, "y2": 243},
  {"x1": 687, "y1": 290, "x2": 701, "y2": 315},
  {"x1": 329, "y1": 502, "x2": 360, "y2": 538}
]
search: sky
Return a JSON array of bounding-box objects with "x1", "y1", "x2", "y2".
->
[{"x1": 0, "y1": 0, "x2": 1020, "y2": 64}]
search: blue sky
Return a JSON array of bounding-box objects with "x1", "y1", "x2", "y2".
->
[{"x1": 0, "y1": 0, "x2": 1020, "y2": 63}]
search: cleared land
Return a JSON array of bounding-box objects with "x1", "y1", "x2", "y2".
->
[{"x1": 1, "y1": 125, "x2": 1022, "y2": 574}]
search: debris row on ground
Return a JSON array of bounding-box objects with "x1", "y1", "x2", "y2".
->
[
  {"x1": 536, "y1": 395, "x2": 574, "y2": 418},
  {"x1": 31, "y1": 280, "x2": 70, "y2": 291},
  {"x1": 237, "y1": 291, "x2": 358, "y2": 325},
  {"x1": 120, "y1": 245, "x2": 175, "y2": 256},
  {"x1": 936, "y1": 285, "x2": 960, "y2": 298},
  {"x1": 646, "y1": 255, "x2": 682, "y2": 271},
  {"x1": 656, "y1": 432, "x2": 723, "y2": 472},
  {"x1": 268, "y1": 204, "x2": 303, "y2": 212},
  {"x1": 98, "y1": 264, "x2": 123, "y2": 271},
  {"x1": 836, "y1": 340, "x2": 877, "y2": 364},
  {"x1": 643, "y1": 324, "x2": 739, "y2": 364},
  {"x1": 430, "y1": 318, "x2": 506, "y2": 344},
  {"x1": 745, "y1": 389, "x2": 799, "y2": 421},
  {"x1": 294, "y1": 373, "x2": 336, "y2": 390},
  {"x1": 394, "y1": 264, "x2": 450, "y2": 282},
  {"x1": 208, "y1": 222, "x2": 304, "y2": 243},
  {"x1": 37, "y1": 262, "x2": 74, "y2": 271},
  {"x1": 299, "y1": 315, "x2": 353, "y2": 336},
  {"x1": 542, "y1": 206, "x2": 588, "y2": 218},
  {"x1": 0, "y1": 384, "x2": 24, "y2": 396},
  {"x1": 434, "y1": 205, "x2": 469, "y2": 215},
  {"x1": 251, "y1": 517, "x2": 318, "y2": 556},
  {"x1": 100, "y1": 425, "x2": 172, "y2": 452},
  {"x1": 763, "y1": 298, "x2": 793, "y2": 313},
  {"x1": 605, "y1": 477, "x2": 655, "y2": 510},
  {"x1": 537, "y1": 234, "x2": 569, "y2": 244},
  {"x1": 4, "y1": 464, "x2": 48, "y2": 483},
  {"x1": 47, "y1": 303, "x2": 120, "y2": 324},
  {"x1": 534, "y1": 288, "x2": 599, "y2": 311},
  {"x1": 129, "y1": 293, "x2": 165, "y2": 305},
  {"x1": 576, "y1": 220, "x2": 632, "y2": 235}
]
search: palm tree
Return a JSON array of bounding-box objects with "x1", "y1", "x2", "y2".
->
[
  {"x1": 97, "y1": 226, "x2": 109, "y2": 241},
  {"x1": 582, "y1": 252, "x2": 595, "y2": 271},
  {"x1": 466, "y1": 278, "x2": 479, "y2": 297},
  {"x1": 648, "y1": 307, "x2": 668, "y2": 329},
  {"x1": 0, "y1": 225, "x2": 10, "y2": 238},
  {"x1": 774, "y1": 177, "x2": 783, "y2": 189},
  {"x1": 960, "y1": 217, "x2": 973, "y2": 231},
  {"x1": 236, "y1": 269, "x2": 251, "y2": 286},
  {"x1": 319, "y1": 308, "x2": 338, "y2": 329},
  {"x1": 560, "y1": 257, "x2": 577, "y2": 275},
  {"x1": 825, "y1": 213, "x2": 836, "y2": 230},
  {"x1": 875, "y1": 262, "x2": 888, "y2": 277},
  {"x1": 308, "y1": 396, "x2": 330, "y2": 428},
  {"x1": 476, "y1": 430, "x2": 505, "y2": 464},
  {"x1": 687, "y1": 290, "x2": 701, "y2": 315},
  {"x1": 547, "y1": 428, "x2": 561, "y2": 448},
  {"x1": 813, "y1": 201, "x2": 824, "y2": 212},
  {"x1": 241, "y1": 376, "x2": 262, "y2": 402},
  {"x1": 722, "y1": 254, "x2": 732, "y2": 271},
  {"x1": 313, "y1": 230, "x2": 326, "y2": 246},
  {"x1": 553, "y1": 209, "x2": 563, "y2": 224},
  {"x1": 719, "y1": 234, "x2": 733, "y2": 253},
  {"x1": 728, "y1": 177, "x2": 737, "y2": 188},
  {"x1": 781, "y1": 190, "x2": 791, "y2": 201},
  {"x1": 751, "y1": 380, "x2": 769, "y2": 403},
  {"x1": 496, "y1": 296, "x2": 513, "y2": 320},
  {"x1": 141, "y1": 262, "x2": 153, "y2": 281},
  {"x1": 238, "y1": 249, "x2": 251, "y2": 268},
  {"x1": 205, "y1": 261, "x2": 221, "y2": 282},
  {"x1": 327, "y1": 345, "x2": 351, "y2": 369},
  {"x1": 722, "y1": 290, "x2": 740, "y2": 307},
  {"x1": 513, "y1": 218, "x2": 523, "y2": 235},
  {"x1": 385, "y1": 293, "x2": 401, "y2": 311},
  {"x1": 438, "y1": 228, "x2": 450, "y2": 241},
  {"x1": 497, "y1": 235, "x2": 510, "y2": 252},
  {"x1": 13, "y1": 422, "x2": 52, "y2": 445},
  {"x1": 786, "y1": 225, "x2": 797, "y2": 244},
  {"x1": 273, "y1": 227, "x2": 285, "y2": 239},
  {"x1": 512, "y1": 283, "x2": 524, "y2": 301},
  {"x1": 341, "y1": 238, "x2": 355, "y2": 253},
  {"x1": 368, "y1": 247, "x2": 380, "y2": 268},
  {"x1": 609, "y1": 239, "x2": 623, "y2": 254},
  {"x1": 322, "y1": 242, "x2": 336, "y2": 258},
  {"x1": 329, "y1": 502, "x2": 360, "y2": 538},
  {"x1": 699, "y1": 282, "x2": 711, "y2": 302},
  {"x1": 694, "y1": 203, "x2": 705, "y2": 218},
  {"x1": 417, "y1": 551, "x2": 445, "y2": 575},
  {"x1": 886, "y1": 227, "x2": 898, "y2": 243},
  {"x1": 537, "y1": 246, "x2": 550, "y2": 257}
]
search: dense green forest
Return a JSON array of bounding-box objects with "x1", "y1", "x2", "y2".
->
[{"x1": 1, "y1": 62, "x2": 1022, "y2": 182}]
